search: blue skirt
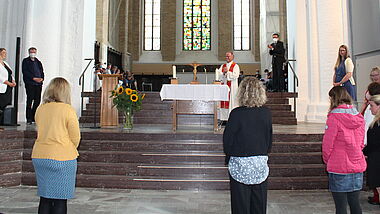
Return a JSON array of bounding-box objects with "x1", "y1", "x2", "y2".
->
[
  {"x1": 32, "y1": 158, "x2": 77, "y2": 199},
  {"x1": 328, "y1": 172, "x2": 363, "y2": 192}
]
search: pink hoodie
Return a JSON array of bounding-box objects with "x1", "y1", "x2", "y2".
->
[{"x1": 322, "y1": 104, "x2": 367, "y2": 174}]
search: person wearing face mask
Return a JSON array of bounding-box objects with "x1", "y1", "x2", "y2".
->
[
  {"x1": 268, "y1": 33, "x2": 286, "y2": 92},
  {"x1": 22, "y1": 47, "x2": 44, "y2": 124},
  {"x1": 0, "y1": 48, "x2": 16, "y2": 128}
]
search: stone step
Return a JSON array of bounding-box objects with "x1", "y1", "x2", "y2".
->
[
  {"x1": 23, "y1": 139, "x2": 321, "y2": 153},
  {"x1": 22, "y1": 161, "x2": 326, "y2": 177},
  {"x1": 0, "y1": 161, "x2": 21, "y2": 175},
  {"x1": 82, "y1": 91, "x2": 298, "y2": 99},
  {"x1": 88, "y1": 96, "x2": 290, "y2": 105},
  {"x1": 81, "y1": 109, "x2": 296, "y2": 118},
  {"x1": 23, "y1": 131, "x2": 323, "y2": 142},
  {"x1": 0, "y1": 173, "x2": 21, "y2": 187},
  {"x1": 84, "y1": 103, "x2": 292, "y2": 111},
  {"x1": 21, "y1": 173, "x2": 327, "y2": 190},
  {"x1": 22, "y1": 150, "x2": 322, "y2": 164},
  {"x1": 79, "y1": 115, "x2": 297, "y2": 125},
  {"x1": 0, "y1": 150, "x2": 23, "y2": 162}
]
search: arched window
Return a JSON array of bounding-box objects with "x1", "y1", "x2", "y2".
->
[
  {"x1": 183, "y1": 0, "x2": 211, "y2": 50},
  {"x1": 234, "y1": 0, "x2": 250, "y2": 50},
  {"x1": 144, "y1": 0, "x2": 160, "y2": 51}
]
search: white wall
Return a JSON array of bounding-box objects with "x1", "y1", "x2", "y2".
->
[{"x1": 0, "y1": 0, "x2": 96, "y2": 121}]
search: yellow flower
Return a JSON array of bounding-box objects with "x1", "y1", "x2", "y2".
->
[
  {"x1": 142, "y1": 94, "x2": 146, "y2": 100},
  {"x1": 130, "y1": 94, "x2": 138, "y2": 102},
  {"x1": 117, "y1": 86, "x2": 124, "y2": 95},
  {"x1": 125, "y1": 88, "x2": 133, "y2": 95}
]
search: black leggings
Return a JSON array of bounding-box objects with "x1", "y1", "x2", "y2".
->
[
  {"x1": 38, "y1": 197, "x2": 67, "y2": 214},
  {"x1": 332, "y1": 191, "x2": 362, "y2": 214}
]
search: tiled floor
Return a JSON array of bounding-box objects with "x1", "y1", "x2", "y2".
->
[{"x1": 0, "y1": 187, "x2": 379, "y2": 214}]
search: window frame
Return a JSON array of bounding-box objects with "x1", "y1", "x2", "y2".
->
[{"x1": 233, "y1": 0, "x2": 251, "y2": 51}]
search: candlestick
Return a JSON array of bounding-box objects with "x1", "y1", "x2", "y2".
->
[
  {"x1": 172, "y1": 65, "x2": 176, "y2": 79},
  {"x1": 215, "y1": 68, "x2": 219, "y2": 81}
]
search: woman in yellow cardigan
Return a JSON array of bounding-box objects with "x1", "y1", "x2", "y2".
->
[{"x1": 32, "y1": 77, "x2": 80, "y2": 214}]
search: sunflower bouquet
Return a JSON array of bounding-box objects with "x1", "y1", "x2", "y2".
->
[{"x1": 110, "y1": 86, "x2": 145, "y2": 129}]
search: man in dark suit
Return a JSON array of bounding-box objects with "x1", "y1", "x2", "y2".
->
[
  {"x1": 22, "y1": 47, "x2": 44, "y2": 124},
  {"x1": 268, "y1": 33, "x2": 285, "y2": 92}
]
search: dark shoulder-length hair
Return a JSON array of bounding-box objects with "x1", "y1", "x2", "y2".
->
[
  {"x1": 328, "y1": 86, "x2": 352, "y2": 111},
  {"x1": 237, "y1": 76, "x2": 267, "y2": 107}
]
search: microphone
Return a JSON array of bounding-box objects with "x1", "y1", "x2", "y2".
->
[{"x1": 84, "y1": 58, "x2": 94, "y2": 60}]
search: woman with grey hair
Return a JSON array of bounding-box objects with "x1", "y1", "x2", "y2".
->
[{"x1": 223, "y1": 76, "x2": 272, "y2": 214}]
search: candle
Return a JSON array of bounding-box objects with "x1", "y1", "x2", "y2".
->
[
  {"x1": 182, "y1": 69, "x2": 185, "y2": 73},
  {"x1": 215, "y1": 68, "x2": 219, "y2": 81},
  {"x1": 172, "y1": 65, "x2": 176, "y2": 79}
]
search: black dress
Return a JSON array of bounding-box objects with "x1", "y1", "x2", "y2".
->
[
  {"x1": 0, "y1": 63, "x2": 12, "y2": 110},
  {"x1": 363, "y1": 122, "x2": 380, "y2": 188}
]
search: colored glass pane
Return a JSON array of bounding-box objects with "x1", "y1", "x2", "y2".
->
[
  {"x1": 184, "y1": 6, "x2": 192, "y2": 15},
  {"x1": 184, "y1": 28, "x2": 192, "y2": 38},
  {"x1": 193, "y1": 17, "x2": 201, "y2": 27},
  {"x1": 202, "y1": 6, "x2": 210, "y2": 16},
  {"x1": 193, "y1": 39, "x2": 201, "y2": 50},
  {"x1": 203, "y1": 0, "x2": 210, "y2": 5},
  {"x1": 193, "y1": 0, "x2": 202, "y2": 5},
  {"x1": 193, "y1": 6, "x2": 201, "y2": 16},
  {"x1": 202, "y1": 39, "x2": 210, "y2": 50},
  {"x1": 184, "y1": 16, "x2": 192, "y2": 27},
  {"x1": 193, "y1": 28, "x2": 202, "y2": 38},
  {"x1": 202, "y1": 17, "x2": 210, "y2": 27},
  {"x1": 184, "y1": 39, "x2": 192, "y2": 50},
  {"x1": 202, "y1": 28, "x2": 210, "y2": 38},
  {"x1": 184, "y1": 0, "x2": 192, "y2": 5}
]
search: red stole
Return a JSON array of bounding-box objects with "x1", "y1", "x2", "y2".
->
[{"x1": 221, "y1": 62, "x2": 236, "y2": 109}]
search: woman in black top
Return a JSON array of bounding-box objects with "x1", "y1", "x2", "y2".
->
[
  {"x1": 223, "y1": 77, "x2": 272, "y2": 214},
  {"x1": 0, "y1": 48, "x2": 16, "y2": 127},
  {"x1": 364, "y1": 94, "x2": 380, "y2": 205}
]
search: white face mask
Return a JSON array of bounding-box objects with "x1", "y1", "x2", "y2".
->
[
  {"x1": 273, "y1": 38, "x2": 278, "y2": 43},
  {"x1": 29, "y1": 53, "x2": 36, "y2": 58}
]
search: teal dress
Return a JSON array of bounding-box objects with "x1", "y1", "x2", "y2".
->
[{"x1": 335, "y1": 59, "x2": 356, "y2": 100}]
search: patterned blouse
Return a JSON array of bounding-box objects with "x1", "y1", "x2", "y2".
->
[{"x1": 228, "y1": 156, "x2": 269, "y2": 185}]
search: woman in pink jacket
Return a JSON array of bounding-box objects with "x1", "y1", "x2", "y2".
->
[{"x1": 323, "y1": 86, "x2": 366, "y2": 214}]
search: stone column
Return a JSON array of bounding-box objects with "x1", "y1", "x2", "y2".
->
[
  {"x1": 253, "y1": 0, "x2": 261, "y2": 62},
  {"x1": 287, "y1": 0, "x2": 349, "y2": 122},
  {"x1": 161, "y1": 0, "x2": 176, "y2": 61},
  {"x1": 119, "y1": 0, "x2": 131, "y2": 71},
  {"x1": 127, "y1": 0, "x2": 140, "y2": 61},
  {"x1": 96, "y1": 0, "x2": 109, "y2": 65},
  {"x1": 218, "y1": 0, "x2": 233, "y2": 61}
]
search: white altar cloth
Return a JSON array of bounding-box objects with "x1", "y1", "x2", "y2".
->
[{"x1": 160, "y1": 84, "x2": 229, "y2": 101}]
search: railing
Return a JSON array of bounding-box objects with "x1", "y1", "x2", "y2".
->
[
  {"x1": 79, "y1": 59, "x2": 94, "y2": 116},
  {"x1": 284, "y1": 59, "x2": 298, "y2": 115}
]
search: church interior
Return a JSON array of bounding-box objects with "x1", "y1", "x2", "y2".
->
[{"x1": 1, "y1": 0, "x2": 380, "y2": 213}]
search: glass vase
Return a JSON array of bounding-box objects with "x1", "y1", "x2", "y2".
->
[{"x1": 123, "y1": 109, "x2": 133, "y2": 130}]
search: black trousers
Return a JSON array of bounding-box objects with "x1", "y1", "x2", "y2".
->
[
  {"x1": 25, "y1": 84, "x2": 42, "y2": 122},
  {"x1": 230, "y1": 175, "x2": 267, "y2": 214},
  {"x1": 331, "y1": 191, "x2": 362, "y2": 214},
  {"x1": 38, "y1": 197, "x2": 67, "y2": 214},
  {"x1": 272, "y1": 62, "x2": 284, "y2": 92}
]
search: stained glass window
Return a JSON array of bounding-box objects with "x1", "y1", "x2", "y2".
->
[
  {"x1": 144, "y1": 0, "x2": 160, "y2": 51},
  {"x1": 234, "y1": 0, "x2": 250, "y2": 50},
  {"x1": 183, "y1": 0, "x2": 211, "y2": 50}
]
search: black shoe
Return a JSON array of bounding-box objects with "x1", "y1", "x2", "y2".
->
[
  {"x1": 27, "y1": 121, "x2": 33, "y2": 125},
  {"x1": 368, "y1": 199, "x2": 380, "y2": 205}
]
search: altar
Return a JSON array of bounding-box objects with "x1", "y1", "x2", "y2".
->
[{"x1": 160, "y1": 84, "x2": 229, "y2": 132}]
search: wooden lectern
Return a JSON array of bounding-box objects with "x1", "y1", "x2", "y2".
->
[{"x1": 98, "y1": 74, "x2": 122, "y2": 128}]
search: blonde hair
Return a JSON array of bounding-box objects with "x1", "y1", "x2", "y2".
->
[
  {"x1": 237, "y1": 76, "x2": 267, "y2": 107},
  {"x1": 328, "y1": 86, "x2": 352, "y2": 111},
  {"x1": 370, "y1": 94, "x2": 380, "y2": 128},
  {"x1": 334, "y1": 45, "x2": 350, "y2": 71},
  {"x1": 42, "y1": 77, "x2": 71, "y2": 105}
]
